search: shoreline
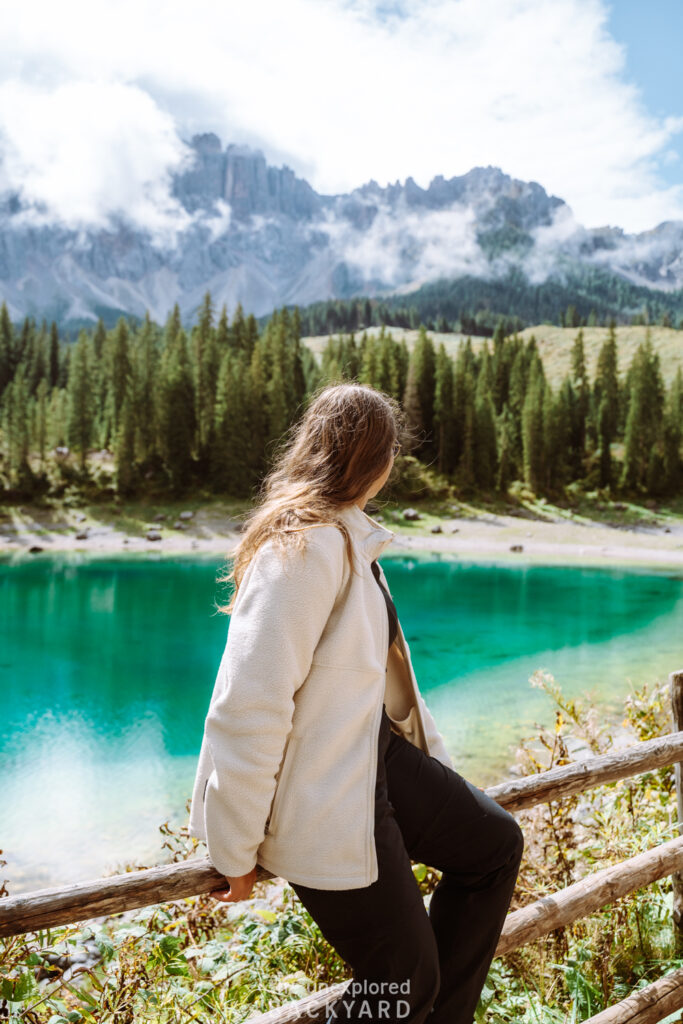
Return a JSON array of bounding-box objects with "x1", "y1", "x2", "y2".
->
[{"x1": 2, "y1": 503, "x2": 683, "y2": 572}]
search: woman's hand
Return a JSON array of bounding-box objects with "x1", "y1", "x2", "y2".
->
[{"x1": 210, "y1": 865, "x2": 258, "y2": 903}]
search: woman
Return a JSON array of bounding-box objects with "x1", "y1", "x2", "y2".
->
[{"x1": 189, "y1": 381, "x2": 524, "y2": 1024}]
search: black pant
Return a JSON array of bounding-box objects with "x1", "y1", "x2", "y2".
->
[{"x1": 290, "y1": 705, "x2": 524, "y2": 1024}]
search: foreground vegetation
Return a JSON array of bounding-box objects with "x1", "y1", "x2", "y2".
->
[{"x1": 2, "y1": 674, "x2": 682, "y2": 1022}]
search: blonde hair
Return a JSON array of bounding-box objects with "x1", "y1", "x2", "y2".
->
[{"x1": 217, "y1": 381, "x2": 402, "y2": 614}]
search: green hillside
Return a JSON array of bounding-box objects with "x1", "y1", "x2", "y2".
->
[{"x1": 302, "y1": 324, "x2": 683, "y2": 387}]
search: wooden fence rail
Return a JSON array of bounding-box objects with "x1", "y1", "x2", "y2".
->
[
  {"x1": 4, "y1": 729, "x2": 683, "y2": 938},
  {"x1": 3, "y1": 669, "x2": 683, "y2": 1024}
]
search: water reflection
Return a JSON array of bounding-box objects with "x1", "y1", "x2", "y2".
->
[{"x1": 2, "y1": 552, "x2": 683, "y2": 891}]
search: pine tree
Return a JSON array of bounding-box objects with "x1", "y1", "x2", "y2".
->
[
  {"x1": 247, "y1": 341, "x2": 269, "y2": 483},
  {"x1": 48, "y1": 322, "x2": 60, "y2": 389},
  {"x1": 522, "y1": 363, "x2": 545, "y2": 492},
  {"x1": 132, "y1": 313, "x2": 160, "y2": 465},
  {"x1": 402, "y1": 357, "x2": 424, "y2": 454},
  {"x1": 35, "y1": 378, "x2": 49, "y2": 467},
  {"x1": 2, "y1": 364, "x2": 30, "y2": 484},
  {"x1": 193, "y1": 291, "x2": 219, "y2": 461},
  {"x1": 67, "y1": 331, "x2": 96, "y2": 471},
  {"x1": 570, "y1": 327, "x2": 590, "y2": 475},
  {"x1": 211, "y1": 352, "x2": 252, "y2": 495},
  {"x1": 93, "y1": 319, "x2": 107, "y2": 361},
  {"x1": 104, "y1": 317, "x2": 133, "y2": 443},
  {"x1": 457, "y1": 370, "x2": 476, "y2": 492},
  {"x1": 661, "y1": 372, "x2": 682, "y2": 494},
  {"x1": 620, "y1": 331, "x2": 665, "y2": 492},
  {"x1": 157, "y1": 323, "x2": 196, "y2": 493},
  {"x1": 594, "y1": 323, "x2": 619, "y2": 487},
  {"x1": 495, "y1": 404, "x2": 515, "y2": 492},
  {"x1": 491, "y1": 319, "x2": 508, "y2": 414},
  {"x1": 473, "y1": 391, "x2": 497, "y2": 490},
  {"x1": 360, "y1": 334, "x2": 380, "y2": 388},
  {"x1": 402, "y1": 327, "x2": 436, "y2": 455},
  {"x1": 115, "y1": 389, "x2": 137, "y2": 495},
  {"x1": 433, "y1": 344, "x2": 456, "y2": 474},
  {"x1": 0, "y1": 301, "x2": 14, "y2": 398}
]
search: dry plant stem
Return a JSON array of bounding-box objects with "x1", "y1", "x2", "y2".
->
[
  {"x1": 669, "y1": 669, "x2": 683, "y2": 954},
  {"x1": 581, "y1": 965, "x2": 683, "y2": 1024},
  {"x1": 495, "y1": 834, "x2": 683, "y2": 956}
]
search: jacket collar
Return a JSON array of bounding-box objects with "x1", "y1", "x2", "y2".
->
[{"x1": 336, "y1": 502, "x2": 395, "y2": 561}]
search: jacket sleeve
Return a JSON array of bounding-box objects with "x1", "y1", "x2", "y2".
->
[{"x1": 202, "y1": 525, "x2": 346, "y2": 878}]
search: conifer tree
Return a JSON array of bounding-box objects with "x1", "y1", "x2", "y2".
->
[
  {"x1": 491, "y1": 319, "x2": 508, "y2": 413},
  {"x1": 522, "y1": 363, "x2": 545, "y2": 492},
  {"x1": 570, "y1": 327, "x2": 590, "y2": 475},
  {"x1": 132, "y1": 313, "x2": 160, "y2": 465},
  {"x1": 27, "y1": 325, "x2": 48, "y2": 395},
  {"x1": 360, "y1": 334, "x2": 381, "y2": 389},
  {"x1": 193, "y1": 291, "x2": 219, "y2": 460},
  {"x1": 507, "y1": 346, "x2": 527, "y2": 468},
  {"x1": 457, "y1": 370, "x2": 476, "y2": 492},
  {"x1": 49, "y1": 322, "x2": 60, "y2": 389},
  {"x1": 620, "y1": 331, "x2": 665, "y2": 491},
  {"x1": 402, "y1": 357, "x2": 424, "y2": 454},
  {"x1": 378, "y1": 329, "x2": 401, "y2": 399},
  {"x1": 157, "y1": 320, "x2": 196, "y2": 492},
  {"x1": 495, "y1": 404, "x2": 515, "y2": 492},
  {"x1": 594, "y1": 323, "x2": 619, "y2": 487},
  {"x1": 211, "y1": 352, "x2": 252, "y2": 495},
  {"x1": 0, "y1": 301, "x2": 14, "y2": 397},
  {"x1": 402, "y1": 327, "x2": 436, "y2": 455},
  {"x1": 104, "y1": 317, "x2": 133, "y2": 444},
  {"x1": 48, "y1": 386, "x2": 69, "y2": 448},
  {"x1": 115, "y1": 390, "x2": 137, "y2": 496},
  {"x1": 67, "y1": 331, "x2": 96, "y2": 471},
  {"x1": 543, "y1": 383, "x2": 570, "y2": 492},
  {"x1": 216, "y1": 305, "x2": 230, "y2": 357},
  {"x1": 473, "y1": 391, "x2": 497, "y2": 490},
  {"x1": 247, "y1": 341, "x2": 269, "y2": 481},
  {"x1": 35, "y1": 378, "x2": 49, "y2": 467},
  {"x1": 433, "y1": 344, "x2": 456, "y2": 473},
  {"x1": 2, "y1": 364, "x2": 30, "y2": 484},
  {"x1": 244, "y1": 313, "x2": 259, "y2": 358},
  {"x1": 93, "y1": 319, "x2": 107, "y2": 362},
  {"x1": 661, "y1": 372, "x2": 682, "y2": 494}
]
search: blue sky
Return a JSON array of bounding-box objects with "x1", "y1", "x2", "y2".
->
[
  {"x1": 0, "y1": 0, "x2": 681, "y2": 238},
  {"x1": 606, "y1": 0, "x2": 682, "y2": 191}
]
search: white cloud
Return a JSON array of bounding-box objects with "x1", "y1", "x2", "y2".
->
[
  {"x1": 0, "y1": 0, "x2": 681, "y2": 235},
  {"x1": 317, "y1": 198, "x2": 488, "y2": 287},
  {"x1": 0, "y1": 78, "x2": 195, "y2": 245}
]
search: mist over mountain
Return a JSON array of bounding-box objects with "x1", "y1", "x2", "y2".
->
[{"x1": 1, "y1": 131, "x2": 682, "y2": 330}]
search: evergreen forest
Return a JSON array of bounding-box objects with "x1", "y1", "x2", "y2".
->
[{"x1": 0, "y1": 293, "x2": 681, "y2": 503}]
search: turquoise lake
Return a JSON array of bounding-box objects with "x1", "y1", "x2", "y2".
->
[{"x1": 2, "y1": 552, "x2": 683, "y2": 893}]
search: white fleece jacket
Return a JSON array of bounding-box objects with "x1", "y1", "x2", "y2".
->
[{"x1": 188, "y1": 502, "x2": 453, "y2": 890}]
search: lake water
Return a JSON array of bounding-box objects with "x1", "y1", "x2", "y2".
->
[{"x1": 2, "y1": 551, "x2": 683, "y2": 892}]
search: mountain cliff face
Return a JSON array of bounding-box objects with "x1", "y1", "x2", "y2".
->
[{"x1": 0, "y1": 131, "x2": 681, "y2": 328}]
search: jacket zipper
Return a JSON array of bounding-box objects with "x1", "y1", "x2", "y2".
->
[
  {"x1": 394, "y1": 620, "x2": 429, "y2": 755},
  {"x1": 376, "y1": 560, "x2": 430, "y2": 757},
  {"x1": 367, "y1": 554, "x2": 389, "y2": 881}
]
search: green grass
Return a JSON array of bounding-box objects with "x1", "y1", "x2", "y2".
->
[{"x1": 301, "y1": 323, "x2": 683, "y2": 388}]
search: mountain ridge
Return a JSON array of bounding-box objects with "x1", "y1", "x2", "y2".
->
[{"x1": 1, "y1": 131, "x2": 682, "y2": 330}]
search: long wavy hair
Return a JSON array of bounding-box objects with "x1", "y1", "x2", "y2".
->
[{"x1": 216, "y1": 381, "x2": 403, "y2": 615}]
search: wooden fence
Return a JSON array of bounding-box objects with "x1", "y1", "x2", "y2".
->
[{"x1": 2, "y1": 669, "x2": 683, "y2": 1024}]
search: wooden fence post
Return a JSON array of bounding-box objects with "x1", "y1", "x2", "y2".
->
[{"x1": 670, "y1": 669, "x2": 683, "y2": 954}]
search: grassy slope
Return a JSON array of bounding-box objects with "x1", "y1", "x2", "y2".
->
[{"x1": 302, "y1": 324, "x2": 683, "y2": 388}]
